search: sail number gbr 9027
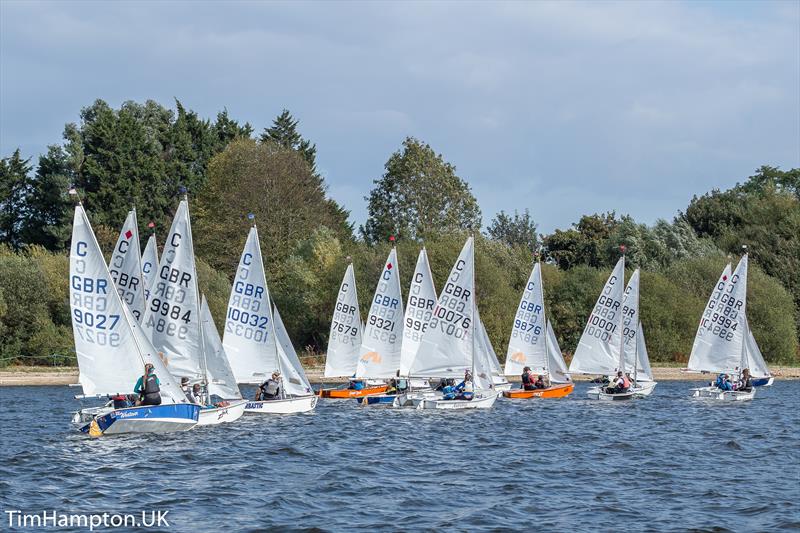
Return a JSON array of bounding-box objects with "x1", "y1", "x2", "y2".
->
[{"x1": 428, "y1": 259, "x2": 471, "y2": 339}]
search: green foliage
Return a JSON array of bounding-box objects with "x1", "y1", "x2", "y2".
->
[
  {"x1": 193, "y1": 139, "x2": 352, "y2": 274},
  {"x1": 543, "y1": 212, "x2": 620, "y2": 269},
  {"x1": 361, "y1": 137, "x2": 482, "y2": 244},
  {"x1": 486, "y1": 209, "x2": 539, "y2": 253},
  {"x1": 685, "y1": 166, "x2": 800, "y2": 332},
  {"x1": 0, "y1": 149, "x2": 33, "y2": 248},
  {"x1": 259, "y1": 109, "x2": 317, "y2": 174}
]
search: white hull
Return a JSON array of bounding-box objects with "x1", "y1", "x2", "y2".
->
[
  {"x1": 587, "y1": 386, "x2": 636, "y2": 401},
  {"x1": 196, "y1": 400, "x2": 247, "y2": 426},
  {"x1": 392, "y1": 389, "x2": 439, "y2": 408},
  {"x1": 492, "y1": 379, "x2": 512, "y2": 392},
  {"x1": 631, "y1": 381, "x2": 657, "y2": 397},
  {"x1": 244, "y1": 395, "x2": 318, "y2": 414},
  {"x1": 416, "y1": 390, "x2": 499, "y2": 410},
  {"x1": 691, "y1": 386, "x2": 756, "y2": 401}
]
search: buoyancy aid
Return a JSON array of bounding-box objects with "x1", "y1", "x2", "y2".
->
[{"x1": 621, "y1": 375, "x2": 631, "y2": 389}]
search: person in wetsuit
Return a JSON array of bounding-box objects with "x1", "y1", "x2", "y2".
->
[{"x1": 134, "y1": 363, "x2": 161, "y2": 406}]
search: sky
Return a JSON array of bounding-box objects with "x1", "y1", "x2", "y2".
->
[{"x1": 1, "y1": 0, "x2": 798, "y2": 234}]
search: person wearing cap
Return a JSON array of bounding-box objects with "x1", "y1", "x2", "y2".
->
[
  {"x1": 256, "y1": 371, "x2": 283, "y2": 401},
  {"x1": 134, "y1": 363, "x2": 161, "y2": 406}
]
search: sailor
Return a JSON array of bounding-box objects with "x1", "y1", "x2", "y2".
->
[
  {"x1": 441, "y1": 383, "x2": 457, "y2": 400},
  {"x1": 190, "y1": 383, "x2": 206, "y2": 405},
  {"x1": 714, "y1": 373, "x2": 733, "y2": 391},
  {"x1": 181, "y1": 377, "x2": 192, "y2": 402},
  {"x1": 348, "y1": 378, "x2": 365, "y2": 391},
  {"x1": 256, "y1": 372, "x2": 282, "y2": 401},
  {"x1": 606, "y1": 371, "x2": 629, "y2": 394},
  {"x1": 134, "y1": 363, "x2": 161, "y2": 406},
  {"x1": 737, "y1": 368, "x2": 753, "y2": 393},
  {"x1": 521, "y1": 366, "x2": 536, "y2": 391},
  {"x1": 534, "y1": 374, "x2": 547, "y2": 389},
  {"x1": 454, "y1": 369, "x2": 474, "y2": 400}
]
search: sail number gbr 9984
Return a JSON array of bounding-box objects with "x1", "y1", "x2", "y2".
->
[{"x1": 428, "y1": 259, "x2": 471, "y2": 339}]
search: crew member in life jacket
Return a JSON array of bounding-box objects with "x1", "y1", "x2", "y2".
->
[
  {"x1": 453, "y1": 369, "x2": 474, "y2": 400},
  {"x1": 736, "y1": 368, "x2": 753, "y2": 393},
  {"x1": 606, "y1": 371, "x2": 630, "y2": 394},
  {"x1": 134, "y1": 363, "x2": 161, "y2": 406},
  {"x1": 190, "y1": 383, "x2": 206, "y2": 405},
  {"x1": 521, "y1": 367, "x2": 536, "y2": 391},
  {"x1": 256, "y1": 372, "x2": 282, "y2": 401},
  {"x1": 181, "y1": 377, "x2": 192, "y2": 402},
  {"x1": 714, "y1": 373, "x2": 733, "y2": 391},
  {"x1": 534, "y1": 374, "x2": 547, "y2": 389}
]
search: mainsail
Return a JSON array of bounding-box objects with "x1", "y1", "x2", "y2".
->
[
  {"x1": 409, "y1": 236, "x2": 476, "y2": 378},
  {"x1": 546, "y1": 321, "x2": 571, "y2": 383},
  {"x1": 70, "y1": 204, "x2": 184, "y2": 402},
  {"x1": 618, "y1": 269, "x2": 641, "y2": 373},
  {"x1": 356, "y1": 247, "x2": 404, "y2": 378},
  {"x1": 745, "y1": 321, "x2": 770, "y2": 379},
  {"x1": 688, "y1": 258, "x2": 748, "y2": 374},
  {"x1": 222, "y1": 226, "x2": 278, "y2": 384},
  {"x1": 635, "y1": 321, "x2": 654, "y2": 382},
  {"x1": 399, "y1": 248, "x2": 437, "y2": 376},
  {"x1": 505, "y1": 261, "x2": 547, "y2": 376},
  {"x1": 141, "y1": 233, "x2": 159, "y2": 301},
  {"x1": 142, "y1": 199, "x2": 204, "y2": 382},
  {"x1": 324, "y1": 263, "x2": 363, "y2": 378},
  {"x1": 108, "y1": 209, "x2": 146, "y2": 323},
  {"x1": 200, "y1": 296, "x2": 242, "y2": 400},
  {"x1": 569, "y1": 257, "x2": 625, "y2": 375}
]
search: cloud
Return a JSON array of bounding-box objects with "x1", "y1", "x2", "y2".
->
[{"x1": 1, "y1": 0, "x2": 797, "y2": 233}]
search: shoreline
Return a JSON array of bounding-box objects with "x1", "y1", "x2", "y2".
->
[{"x1": 1, "y1": 365, "x2": 799, "y2": 386}]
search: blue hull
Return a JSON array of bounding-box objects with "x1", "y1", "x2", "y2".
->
[
  {"x1": 752, "y1": 377, "x2": 773, "y2": 387},
  {"x1": 80, "y1": 404, "x2": 200, "y2": 435},
  {"x1": 356, "y1": 395, "x2": 396, "y2": 406}
]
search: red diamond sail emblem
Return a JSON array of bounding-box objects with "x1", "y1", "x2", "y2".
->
[
  {"x1": 125, "y1": 230, "x2": 133, "y2": 239},
  {"x1": 722, "y1": 275, "x2": 728, "y2": 281},
  {"x1": 387, "y1": 263, "x2": 392, "y2": 270}
]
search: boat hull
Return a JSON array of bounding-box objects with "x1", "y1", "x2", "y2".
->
[
  {"x1": 356, "y1": 394, "x2": 397, "y2": 406},
  {"x1": 752, "y1": 377, "x2": 774, "y2": 387},
  {"x1": 319, "y1": 385, "x2": 387, "y2": 398},
  {"x1": 244, "y1": 395, "x2": 318, "y2": 414},
  {"x1": 691, "y1": 386, "x2": 756, "y2": 401},
  {"x1": 416, "y1": 391, "x2": 499, "y2": 410},
  {"x1": 597, "y1": 390, "x2": 636, "y2": 401},
  {"x1": 503, "y1": 383, "x2": 574, "y2": 399},
  {"x1": 79, "y1": 404, "x2": 200, "y2": 435},
  {"x1": 197, "y1": 400, "x2": 247, "y2": 426},
  {"x1": 493, "y1": 380, "x2": 512, "y2": 392},
  {"x1": 631, "y1": 381, "x2": 658, "y2": 397}
]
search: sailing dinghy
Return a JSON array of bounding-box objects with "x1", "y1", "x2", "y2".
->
[
  {"x1": 142, "y1": 196, "x2": 246, "y2": 425},
  {"x1": 69, "y1": 203, "x2": 199, "y2": 435},
  {"x1": 141, "y1": 225, "x2": 159, "y2": 301},
  {"x1": 503, "y1": 260, "x2": 574, "y2": 399},
  {"x1": 223, "y1": 223, "x2": 317, "y2": 414},
  {"x1": 687, "y1": 254, "x2": 758, "y2": 401},
  {"x1": 108, "y1": 209, "x2": 147, "y2": 324},
  {"x1": 408, "y1": 236, "x2": 499, "y2": 410},
  {"x1": 320, "y1": 260, "x2": 387, "y2": 398},
  {"x1": 570, "y1": 256, "x2": 636, "y2": 401}
]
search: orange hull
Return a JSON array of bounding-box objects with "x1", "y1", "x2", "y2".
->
[
  {"x1": 503, "y1": 383, "x2": 574, "y2": 399},
  {"x1": 320, "y1": 385, "x2": 388, "y2": 398}
]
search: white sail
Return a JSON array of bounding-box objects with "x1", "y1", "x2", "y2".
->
[
  {"x1": 325, "y1": 263, "x2": 363, "y2": 377},
  {"x1": 635, "y1": 321, "x2": 654, "y2": 382},
  {"x1": 688, "y1": 258, "x2": 748, "y2": 374},
  {"x1": 222, "y1": 226, "x2": 278, "y2": 384},
  {"x1": 399, "y1": 248, "x2": 437, "y2": 376},
  {"x1": 619, "y1": 269, "x2": 641, "y2": 372},
  {"x1": 687, "y1": 263, "x2": 732, "y2": 372},
  {"x1": 546, "y1": 321, "x2": 571, "y2": 383},
  {"x1": 745, "y1": 324, "x2": 770, "y2": 379},
  {"x1": 409, "y1": 237, "x2": 475, "y2": 378},
  {"x1": 142, "y1": 199, "x2": 204, "y2": 382},
  {"x1": 473, "y1": 319, "x2": 496, "y2": 391},
  {"x1": 141, "y1": 233, "x2": 159, "y2": 301},
  {"x1": 273, "y1": 306, "x2": 314, "y2": 397},
  {"x1": 200, "y1": 296, "x2": 242, "y2": 400},
  {"x1": 70, "y1": 205, "x2": 184, "y2": 403},
  {"x1": 569, "y1": 257, "x2": 625, "y2": 375},
  {"x1": 478, "y1": 317, "x2": 506, "y2": 386},
  {"x1": 357, "y1": 247, "x2": 404, "y2": 378},
  {"x1": 108, "y1": 210, "x2": 146, "y2": 323},
  {"x1": 505, "y1": 262, "x2": 547, "y2": 376}
]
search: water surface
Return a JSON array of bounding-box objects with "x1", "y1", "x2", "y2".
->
[{"x1": 1, "y1": 381, "x2": 798, "y2": 532}]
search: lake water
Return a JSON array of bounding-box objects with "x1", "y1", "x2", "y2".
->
[{"x1": 1, "y1": 381, "x2": 799, "y2": 532}]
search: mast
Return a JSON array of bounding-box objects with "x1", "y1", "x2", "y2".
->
[
  {"x1": 617, "y1": 245, "x2": 626, "y2": 376},
  {"x1": 539, "y1": 253, "x2": 550, "y2": 380},
  {"x1": 186, "y1": 189, "x2": 210, "y2": 403},
  {"x1": 471, "y1": 233, "x2": 476, "y2": 389},
  {"x1": 737, "y1": 246, "x2": 749, "y2": 380}
]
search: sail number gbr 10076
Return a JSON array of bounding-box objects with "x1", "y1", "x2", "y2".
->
[{"x1": 428, "y1": 281, "x2": 471, "y2": 339}]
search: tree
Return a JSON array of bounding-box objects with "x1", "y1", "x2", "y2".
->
[
  {"x1": 0, "y1": 149, "x2": 32, "y2": 249},
  {"x1": 20, "y1": 146, "x2": 73, "y2": 250},
  {"x1": 361, "y1": 137, "x2": 482, "y2": 244},
  {"x1": 486, "y1": 209, "x2": 538, "y2": 252},
  {"x1": 193, "y1": 139, "x2": 353, "y2": 274},
  {"x1": 542, "y1": 212, "x2": 619, "y2": 269},
  {"x1": 259, "y1": 109, "x2": 317, "y2": 174}
]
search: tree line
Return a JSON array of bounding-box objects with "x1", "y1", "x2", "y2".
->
[{"x1": 1, "y1": 99, "x2": 798, "y2": 367}]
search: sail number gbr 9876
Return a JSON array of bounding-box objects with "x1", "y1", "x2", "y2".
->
[{"x1": 428, "y1": 259, "x2": 471, "y2": 339}]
